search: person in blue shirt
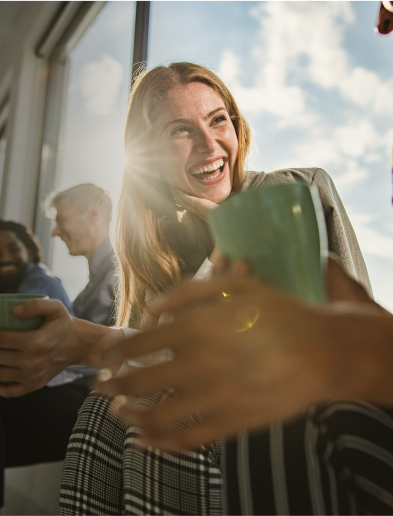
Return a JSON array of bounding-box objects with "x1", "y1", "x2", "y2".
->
[
  {"x1": 0, "y1": 220, "x2": 73, "y2": 312},
  {"x1": 0, "y1": 220, "x2": 89, "y2": 509}
]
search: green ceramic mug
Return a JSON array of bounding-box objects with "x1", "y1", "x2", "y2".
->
[
  {"x1": 208, "y1": 181, "x2": 328, "y2": 304},
  {"x1": 0, "y1": 294, "x2": 46, "y2": 331}
]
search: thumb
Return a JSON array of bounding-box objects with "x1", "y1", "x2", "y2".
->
[
  {"x1": 13, "y1": 298, "x2": 65, "y2": 319},
  {"x1": 326, "y1": 254, "x2": 372, "y2": 303}
]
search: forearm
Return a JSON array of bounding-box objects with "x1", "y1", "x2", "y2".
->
[{"x1": 72, "y1": 317, "x2": 124, "y2": 367}]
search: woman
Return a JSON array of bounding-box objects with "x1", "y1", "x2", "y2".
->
[{"x1": 59, "y1": 62, "x2": 371, "y2": 515}]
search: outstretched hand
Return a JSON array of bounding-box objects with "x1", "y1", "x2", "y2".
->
[
  {"x1": 169, "y1": 187, "x2": 218, "y2": 222},
  {"x1": 93, "y1": 256, "x2": 390, "y2": 450}
]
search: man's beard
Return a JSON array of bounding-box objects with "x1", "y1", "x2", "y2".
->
[{"x1": 0, "y1": 266, "x2": 26, "y2": 293}]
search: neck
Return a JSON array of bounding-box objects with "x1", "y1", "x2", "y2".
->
[{"x1": 85, "y1": 233, "x2": 108, "y2": 261}]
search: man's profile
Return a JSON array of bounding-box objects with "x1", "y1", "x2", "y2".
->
[{"x1": 45, "y1": 183, "x2": 116, "y2": 326}]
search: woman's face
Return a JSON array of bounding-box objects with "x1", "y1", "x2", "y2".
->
[{"x1": 152, "y1": 82, "x2": 239, "y2": 204}]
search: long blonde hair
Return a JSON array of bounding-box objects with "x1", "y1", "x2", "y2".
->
[{"x1": 114, "y1": 62, "x2": 252, "y2": 328}]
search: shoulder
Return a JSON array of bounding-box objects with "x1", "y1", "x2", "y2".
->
[
  {"x1": 241, "y1": 168, "x2": 333, "y2": 190},
  {"x1": 263, "y1": 167, "x2": 332, "y2": 186},
  {"x1": 21, "y1": 263, "x2": 72, "y2": 310}
]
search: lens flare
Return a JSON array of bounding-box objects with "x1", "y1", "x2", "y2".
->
[{"x1": 232, "y1": 305, "x2": 260, "y2": 332}]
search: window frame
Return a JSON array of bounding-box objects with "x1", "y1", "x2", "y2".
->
[{"x1": 34, "y1": 1, "x2": 150, "y2": 267}]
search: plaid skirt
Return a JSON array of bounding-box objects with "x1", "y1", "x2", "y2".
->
[{"x1": 59, "y1": 393, "x2": 222, "y2": 515}]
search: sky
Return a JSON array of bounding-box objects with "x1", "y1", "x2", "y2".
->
[{"x1": 51, "y1": 1, "x2": 393, "y2": 310}]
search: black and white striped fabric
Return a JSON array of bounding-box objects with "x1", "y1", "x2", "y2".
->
[
  {"x1": 224, "y1": 401, "x2": 393, "y2": 515},
  {"x1": 59, "y1": 393, "x2": 222, "y2": 515}
]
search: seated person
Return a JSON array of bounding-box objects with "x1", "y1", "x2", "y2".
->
[
  {"x1": 0, "y1": 220, "x2": 91, "y2": 509},
  {"x1": 45, "y1": 183, "x2": 116, "y2": 326},
  {"x1": 0, "y1": 220, "x2": 72, "y2": 309},
  {"x1": 58, "y1": 62, "x2": 375, "y2": 515}
]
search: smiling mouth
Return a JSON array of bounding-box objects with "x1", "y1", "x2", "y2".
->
[
  {"x1": 0, "y1": 264, "x2": 18, "y2": 275},
  {"x1": 189, "y1": 158, "x2": 225, "y2": 182}
]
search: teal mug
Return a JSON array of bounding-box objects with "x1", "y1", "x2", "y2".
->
[
  {"x1": 209, "y1": 181, "x2": 328, "y2": 304},
  {"x1": 0, "y1": 294, "x2": 46, "y2": 331}
]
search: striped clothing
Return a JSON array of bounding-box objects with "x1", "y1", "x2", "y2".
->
[{"x1": 224, "y1": 401, "x2": 393, "y2": 515}]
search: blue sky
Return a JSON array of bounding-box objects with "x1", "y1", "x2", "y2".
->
[{"x1": 53, "y1": 1, "x2": 393, "y2": 310}]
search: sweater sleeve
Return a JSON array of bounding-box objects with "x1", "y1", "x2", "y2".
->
[{"x1": 310, "y1": 168, "x2": 372, "y2": 296}]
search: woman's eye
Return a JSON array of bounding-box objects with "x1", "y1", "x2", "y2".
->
[
  {"x1": 213, "y1": 115, "x2": 227, "y2": 125},
  {"x1": 171, "y1": 126, "x2": 189, "y2": 137}
]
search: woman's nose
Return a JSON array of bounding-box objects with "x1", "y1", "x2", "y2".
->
[{"x1": 194, "y1": 129, "x2": 217, "y2": 154}]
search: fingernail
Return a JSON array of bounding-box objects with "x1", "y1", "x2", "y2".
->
[{"x1": 96, "y1": 368, "x2": 113, "y2": 382}]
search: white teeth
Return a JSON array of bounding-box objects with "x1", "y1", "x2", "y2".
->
[
  {"x1": 0, "y1": 265, "x2": 16, "y2": 273},
  {"x1": 190, "y1": 158, "x2": 224, "y2": 175}
]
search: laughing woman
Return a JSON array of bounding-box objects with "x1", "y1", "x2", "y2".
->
[{"x1": 59, "y1": 62, "x2": 370, "y2": 515}]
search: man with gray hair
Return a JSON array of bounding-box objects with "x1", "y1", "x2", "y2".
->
[{"x1": 46, "y1": 183, "x2": 116, "y2": 326}]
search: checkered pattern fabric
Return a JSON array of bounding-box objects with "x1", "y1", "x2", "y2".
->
[{"x1": 59, "y1": 393, "x2": 222, "y2": 515}]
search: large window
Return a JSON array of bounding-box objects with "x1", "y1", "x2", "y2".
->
[{"x1": 47, "y1": 2, "x2": 136, "y2": 299}]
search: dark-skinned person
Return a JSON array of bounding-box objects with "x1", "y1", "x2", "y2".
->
[{"x1": 0, "y1": 220, "x2": 91, "y2": 510}]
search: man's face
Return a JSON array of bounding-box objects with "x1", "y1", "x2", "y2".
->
[
  {"x1": 51, "y1": 197, "x2": 95, "y2": 257},
  {"x1": 0, "y1": 230, "x2": 31, "y2": 292}
]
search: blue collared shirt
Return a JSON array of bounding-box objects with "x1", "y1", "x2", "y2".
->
[{"x1": 17, "y1": 262, "x2": 73, "y2": 313}]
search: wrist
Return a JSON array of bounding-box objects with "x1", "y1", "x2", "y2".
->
[{"x1": 72, "y1": 318, "x2": 122, "y2": 366}]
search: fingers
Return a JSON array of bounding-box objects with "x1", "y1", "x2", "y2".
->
[
  {"x1": 326, "y1": 255, "x2": 373, "y2": 304},
  {"x1": 13, "y1": 298, "x2": 66, "y2": 319},
  {"x1": 169, "y1": 187, "x2": 187, "y2": 209},
  {"x1": 98, "y1": 317, "x2": 194, "y2": 367},
  {"x1": 0, "y1": 382, "x2": 31, "y2": 398},
  {"x1": 150, "y1": 276, "x2": 264, "y2": 316},
  {"x1": 0, "y1": 329, "x2": 36, "y2": 351},
  {"x1": 94, "y1": 360, "x2": 177, "y2": 398},
  {"x1": 168, "y1": 188, "x2": 218, "y2": 221}
]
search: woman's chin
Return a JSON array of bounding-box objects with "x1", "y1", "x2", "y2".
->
[{"x1": 199, "y1": 186, "x2": 232, "y2": 205}]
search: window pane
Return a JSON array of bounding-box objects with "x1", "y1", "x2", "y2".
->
[
  {"x1": 51, "y1": 1, "x2": 136, "y2": 300},
  {"x1": 148, "y1": 1, "x2": 393, "y2": 310}
]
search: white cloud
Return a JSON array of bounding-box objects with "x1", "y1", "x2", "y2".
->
[
  {"x1": 334, "y1": 120, "x2": 382, "y2": 159},
  {"x1": 347, "y1": 208, "x2": 393, "y2": 261},
  {"x1": 219, "y1": 49, "x2": 307, "y2": 121},
  {"x1": 219, "y1": 2, "x2": 393, "y2": 121},
  {"x1": 79, "y1": 55, "x2": 124, "y2": 116},
  {"x1": 281, "y1": 117, "x2": 392, "y2": 189}
]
